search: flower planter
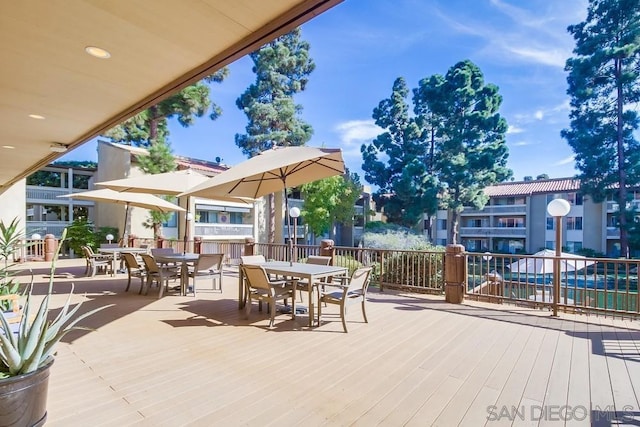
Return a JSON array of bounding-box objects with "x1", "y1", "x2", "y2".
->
[{"x1": 0, "y1": 358, "x2": 53, "y2": 427}]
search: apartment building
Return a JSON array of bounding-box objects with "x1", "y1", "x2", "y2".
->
[
  {"x1": 431, "y1": 178, "x2": 635, "y2": 257},
  {"x1": 22, "y1": 141, "x2": 367, "y2": 247}
]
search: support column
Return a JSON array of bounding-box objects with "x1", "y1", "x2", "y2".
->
[{"x1": 444, "y1": 244, "x2": 466, "y2": 303}]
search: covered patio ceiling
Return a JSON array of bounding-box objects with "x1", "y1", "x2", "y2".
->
[{"x1": 0, "y1": 0, "x2": 342, "y2": 193}]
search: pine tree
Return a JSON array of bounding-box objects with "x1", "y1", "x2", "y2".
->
[
  {"x1": 562, "y1": 0, "x2": 640, "y2": 257},
  {"x1": 361, "y1": 77, "x2": 440, "y2": 230},
  {"x1": 235, "y1": 28, "x2": 315, "y2": 242}
]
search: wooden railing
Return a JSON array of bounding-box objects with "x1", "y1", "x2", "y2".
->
[{"x1": 466, "y1": 252, "x2": 640, "y2": 318}]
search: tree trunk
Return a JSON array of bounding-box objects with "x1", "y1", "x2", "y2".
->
[
  {"x1": 615, "y1": 57, "x2": 629, "y2": 257},
  {"x1": 149, "y1": 106, "x2": 159, "y2": 143},
  {"x1": 449, "y1": 211, "x2": 459, "y2": 245}
]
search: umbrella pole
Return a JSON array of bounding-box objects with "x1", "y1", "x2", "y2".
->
[
  {"x1": 183, "y1": 196, "x2": 189, "y2": 255},
  {"x1": 285, "y1": 191, "x2": 293, "y2": 266},
  {"x1": 122, "y1": 203, "x2": 130, "y2": 247}
]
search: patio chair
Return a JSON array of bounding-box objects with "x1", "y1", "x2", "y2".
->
[
  {"x1": 241, "y1": 264, "x2": 294, "y2": 328},
  {"x1": 293, "y1": 255, "x2": 332, "y2": 302},
  {"x1": 81, "y1": 245, "x2": 111, "y2": 277},
  {"x1": 318, "y1": 266, "x2": 373, "y2": 333},
  {"x1": 140, "y1": 254, "x2": 180, "y2": 298},
  {"x1": 188, "y1": 253, "x2": 224, "y2": 296},
  {"x1": 121, "y1": 252, "x2": 147, "y2": 294},
  {"x1": 240, "y1": 255, "x2": 266, "y2": 265}
]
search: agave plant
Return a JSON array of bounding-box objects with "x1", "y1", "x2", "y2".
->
[{"x1": 0, "y1": 228, "x2": 110, "y2": 378}]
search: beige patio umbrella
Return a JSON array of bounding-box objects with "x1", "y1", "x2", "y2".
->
[
  {"x1": 58, "y1": 189, "x2": 185, "y2": 244},
  {"x1": 95, "y1": 169, "x2": 254, "y2": 251},
  {"x1": 179, "y1": 146, "x2": 345, "y2": 262}
]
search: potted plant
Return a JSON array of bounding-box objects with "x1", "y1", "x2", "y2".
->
[{"x1": 0, "y1": 219, "x2": 108, "y2": 426}]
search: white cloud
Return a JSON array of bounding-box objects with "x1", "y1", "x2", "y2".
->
[
  {"x1": 507, "y1": 125, "x2": 525, "y2": 134},
  {"x1": 512, "y1": 141, "x2": 530, "y2": 147},
  {"x1": 553, "y1": 155, "x2": 575, "y2": 166},
  {"x1": 534, "y1": 110, "x2": 544, "y2": 120},
  {"x1": 334, "y1": 120, "x2": 383, "y2": 157},
  {"x1": 505, "y1": 46, "x2": 567, "y2": 68}
]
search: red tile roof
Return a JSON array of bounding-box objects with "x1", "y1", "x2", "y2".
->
[{"x1": 484, "y1": 178, "x2": 580, "y2": 197}]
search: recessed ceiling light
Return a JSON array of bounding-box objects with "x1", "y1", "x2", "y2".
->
[
  {"x1": 49, "y1": 143, "x2": 68, "y2": 153},
  {"x1": 28, "y1": 114, "x2": 45, "y2": 120},
  {"x1": 2, "y1": 145, "x2": 15, "y2": 149},
  {"x1": 85, "y1": 46, "x2": 111, "y2": 59}
]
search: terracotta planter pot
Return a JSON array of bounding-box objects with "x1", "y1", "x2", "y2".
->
[{"x1": 0, "y1": 358, "x2": 53, "y2": 427}]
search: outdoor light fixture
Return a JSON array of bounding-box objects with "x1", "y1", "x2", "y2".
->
[
  {"x1": 85, "y1": 46, "x2": 111, "y2": 59},
  {"x1": 106, "y1": 234, "x2": 114, "y2": 244},
  {"x1": 546, "y1": 198, "x2": 571, "y2": 316},
  {"x1": 186, "y1": 212, "x2": 194, "y2": 221},
  {"x1": 28, "y1": 114, "x2": 45, "y2": 120},
  {"x1": 289, "y1": 207, "x2": 301, "y2": 265},
  {"x1": 31, "y1": 234, "x2": 42, "y2": 240},
  {"x1": 49, "y1": 143, "x2": 68, "y2": 153}
]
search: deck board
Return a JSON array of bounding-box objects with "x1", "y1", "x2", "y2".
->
[{"x1": 11, "y1": 259, "x2": 639, "y2": 427}]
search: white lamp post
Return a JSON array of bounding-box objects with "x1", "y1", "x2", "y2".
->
[
  {"x1": 106, "y1": 233, "x2": 114, "y2": 244},
  {"x1": 546, "y1": 198, "x2": 571, "y2": 316},
  {"x1": 289, "y1": 207, "x2": 301, "y2": 265}
]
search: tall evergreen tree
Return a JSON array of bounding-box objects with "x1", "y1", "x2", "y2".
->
[
  {"x1": 361, "y1": 77, "x2": 440, "y2": 230},
  {"x1": 562, "y1": 0, "x2": 640, "y2": 257},
  {"x1": 104, "y1": 69, "x2": 228, "y2": 147},
  {"x1": 235, "y1": 28, "x2": 315, "y2": 242},
  {"x1": 414, "y1": 60, "x2": 511, "y2": 243}
]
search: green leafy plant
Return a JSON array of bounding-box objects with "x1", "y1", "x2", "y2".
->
[
  {"x1": 0, "y1": 228, "x2": 110, "y2": 378},
  {"x1": 0, "y1": 218, "x2": 25, "y2": 311}
]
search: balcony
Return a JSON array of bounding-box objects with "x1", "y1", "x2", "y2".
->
[
  {"x1": 26, "y1": 221, "x2": 71, "y2": 238},
  {"x1": 17, "y1": 257, "x2": 637, "y2": 425},
  {"x1": 460, "y1": 226, "x2": 527, "y2": 238},
  {"x1": 194, "y1": 223, "x2": 253, "y2": 238},
  {"x1": 607, "y1": 227, "x2": 620, "y2": 238},
  {"x1": 461, "y1": 204, "x2": 526, "y2": 216},
  {"x1": 26, "y1": 185, "x2": 88, "y2": 203}
]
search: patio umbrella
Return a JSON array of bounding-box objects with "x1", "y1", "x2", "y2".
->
[
  {"x1": 508, "y1": 249, "x2": 596, "y2": 274},
  {"x1": 58, "y1": 189, "x2": 185, "y2": 244},
  {"x1": 96, "y1": 169, "x2": 254, "y2": 251},
  {"x1": 179, "y1": 146, "x2": 345, "y2": 262}
]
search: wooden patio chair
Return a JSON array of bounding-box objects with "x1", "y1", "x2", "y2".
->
[
  {"x1": 318, "y1": 266, "x2": 373, "y2": 333},
  {"x1": 241, "y1": 264, "x2": 294, "y2": 328},
  {"x1": 293, "y1": 255, "x2": 333, "y2": 302},
  {"x1": 140, "y1": 254, "x2": 179, "y2": 298},
  {"x1": 81, "y1": 245, "x2": 111, "y2": 277},
  {"x1": 121, "y1": 252, "x2": 147, "y2": 294},
  {"x1": 188, "y1": 253, "x2": 224, "y2": 296}
]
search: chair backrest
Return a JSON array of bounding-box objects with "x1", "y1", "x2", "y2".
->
[
  {"x1": 306, "y1": 255, "x2": 331, "y2": 266},
  {"x1": 240, "y1": 255, "x2": 266, "y2": 265},
  {"x1": 100, "y1": 243, "x2": 120, "y2": 249},
  {"x1": 346, "y1": 267, "x2": 373, "y2": 295},
  {"x1": 140, "y1": 253, "x2": 160, "y2": 274},
  {"x1": 197, "y1": 253, "x2": 224, "y2": 271},
  {"x1": 81, "y1": 245, "x2": 92, "y2": 258},
  {"x1": 121, "y1": 252, "x2": 142, "y2": 270},
  {"x1": 241, "y1": 264, "x2": 271, "y2": 291},
  {"x1": 151, "y1": 248, "x2": 175, "y2": 257}
]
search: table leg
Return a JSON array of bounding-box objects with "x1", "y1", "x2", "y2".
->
[
  {"x1": 181, "y1": 262, "x2": 188, "y2": 296},
  {"x1": 238, "y1": 268, "x2": 244, "y2": 309},
  {"x1": 308, "y1": 279, "x2": 314, "y2": 328}
]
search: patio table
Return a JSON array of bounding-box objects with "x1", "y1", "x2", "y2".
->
[
  {"x1": 154, "y1": 253, "x2": 199, "y2": 296},
  {"x1": 99, "y1": 247, "x2": 148, "y2": 276},
  {"x1": 238, "y1": 261, "x2": 348, "y2": 327}
]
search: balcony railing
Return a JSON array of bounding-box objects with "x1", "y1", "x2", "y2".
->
[
  {"x1": 459, "y1": 227, "x2": 526, "y2": 237},
  {"x1": 461, "y1": 205, "x2": 526, "y2": 215},
  {"x1": 26, "y1": 221, "x2": 70, "y2": 238},
  {"x1": 26, "y1": 185, "x2": 87, "y2": 201},
  {"x1": 194, "y1": 223, "x2": 253, "y2": 237}
]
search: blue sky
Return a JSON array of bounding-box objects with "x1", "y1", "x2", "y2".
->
[{"x1": 63, "y1": 0, "x2": 588, "y2": 183}]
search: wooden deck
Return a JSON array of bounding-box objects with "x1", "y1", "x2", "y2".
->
[{"x1": 13, "y1": 258, "x2": 640, "y2": 426}]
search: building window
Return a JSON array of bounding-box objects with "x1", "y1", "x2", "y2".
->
[
  {"x1": 546, "y1": 217, "x2": 554, "y2": 230},
  {"x1": 437, "y1": 219, "x2": 447, "y2": 230},
  {"x1": 467, "y1": 219, "x2": 483, "y2": 227},
  {"x1": 497, "y1": 217, "x2": 524, "y2": 228},
  {"x1": 494, "y1": 197, "x2": 525, "y2": 206},
  {"x1": 545, "y1": 240, "x2": 555, "y2": 249},
  {"x1": 566, "y1": 217, "x2": 583, "y2": 230},
  {"x1": 567, "y1": 193, "x2": 583, "y2": 206},
  {"x1": 437, "y1": 239, "x2": 447, "y2": 246},
  {"x1": 566, "y1": 241, "x2": 583, "y2": 253},
  {"x1": 162, "y1": 212, "x2": 177, "y2": 227}
]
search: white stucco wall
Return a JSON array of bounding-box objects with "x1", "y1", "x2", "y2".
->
[{"x1": 0, "y1": 179, "x2": 26, "y2": 230}]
